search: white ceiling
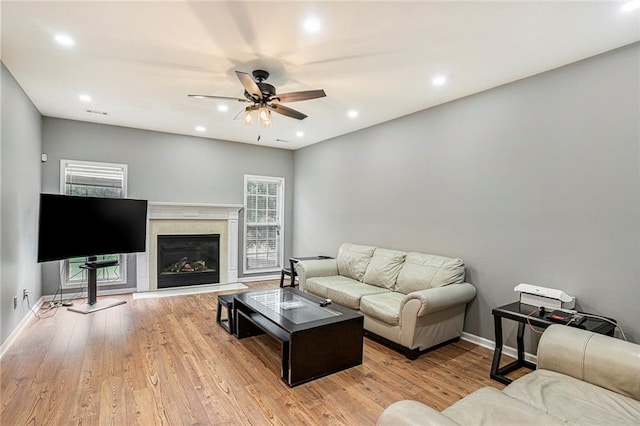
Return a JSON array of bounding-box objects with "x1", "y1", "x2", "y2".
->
[{"x1": 2, "y1": 1, "x2": 639, "y2": 150}]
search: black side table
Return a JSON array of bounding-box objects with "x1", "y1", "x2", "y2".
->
[
  {"x1": 216, "y1": 293, "x2": 236, "y2": 334},
  {"x1": 280, "y1": 255, "x2": 333, "y2": 288},
  {"x1": 490, "y1": 301, "x2": 615, "y2": 385}
]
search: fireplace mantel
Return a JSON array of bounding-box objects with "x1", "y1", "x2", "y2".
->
[
  {"x1": 147, "y1": 201, "x2": 244, "y2": 220},
  {"x1": 136, "y1": 202, "x2": 244, "y2": 292}
]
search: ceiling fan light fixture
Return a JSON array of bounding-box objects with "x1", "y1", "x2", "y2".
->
[
  {"x1": 259, "y1": 107, "x2": 272, "y2": 128},
  {"x1": 242, "y1": 109, "x2": 253, "y2": 127},
  {"x1": 189, "y1": 69, "x2": 325, "y2": 128}
]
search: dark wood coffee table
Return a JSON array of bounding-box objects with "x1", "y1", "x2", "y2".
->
[{"x1": 233, "y1": 288, "x2": 364, "y2": 387}]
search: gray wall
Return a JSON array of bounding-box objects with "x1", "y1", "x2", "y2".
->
[
  {"x1": 41, "y1": 118, "x2": 294, "y2": 295},
  {"x1": 1, "y1": 64, "x2": 43, "y2": 344},
  {"x1": 293, "y1": 43, "x2": 640, "y2": 344}
]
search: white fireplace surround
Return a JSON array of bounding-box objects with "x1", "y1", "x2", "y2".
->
[{"x1": 136, "y1": 202, "x2": 244, "y2": 292}]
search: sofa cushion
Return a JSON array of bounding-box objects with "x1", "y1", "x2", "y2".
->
[
  {"x1": 503, "y1": 369, "x2": 640, "y2": 425},
  {"x1": 362, "y1": 248, "x2": 406, "y2": 289},
  {"x1": 359, "y1": 292, "x2": 405, "y2": 326},
  {"x1": 326, "y1": 283, "x2": 390, "y2": 310},
  {"x1": 395, "y1": 252, "x2": 465, "y2": 294},
  {"x1": 305, "y1": 275, "x2": 359, "y2": 298},
  {"x1": 336, "y1": 243, "x2": 376, "y2": 281},
  {"x1": 442, "y1": 387, "x2": 564, "y2": 426}
]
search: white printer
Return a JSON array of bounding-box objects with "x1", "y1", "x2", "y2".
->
[{"x1": 514, "y1": 283, "x2": 576, "y2": 310}]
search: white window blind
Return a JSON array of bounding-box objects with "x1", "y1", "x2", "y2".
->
[
  {"x1": 244, "y1": 175, "x2": 284, "y2": 273},
  {"x1": 63, "y1": 162, "x2": 126, "y2": 198}
]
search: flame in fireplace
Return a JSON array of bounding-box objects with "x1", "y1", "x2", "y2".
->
[{"x1": 162, "y1": 256, "x2": 216, "y2": 274}]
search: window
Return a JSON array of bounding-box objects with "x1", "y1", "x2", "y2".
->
[
  {"x1": 60, "y1": 159, "x2": 128, "y2": 287},
  {"x1": 243, "y1": 175, "x2": 284, "y2": 274}
]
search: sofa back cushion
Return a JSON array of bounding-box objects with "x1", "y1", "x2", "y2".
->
[
  {"x1": 362, "y1": 248, "x2": 407, "y2": 289},
  {"x1": 537, "y1": 324, "x2": 640, "y2": 401},
  {"x1": 336, "y1": 243, "x2": 376, "y2": 281},
  {"x1": 395, "y1": 252, "x2": 465, "y2": 294}
]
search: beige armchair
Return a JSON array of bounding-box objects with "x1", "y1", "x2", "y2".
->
[{"x1": 377, "y1": 324, "x2": 640, "y2": 425}]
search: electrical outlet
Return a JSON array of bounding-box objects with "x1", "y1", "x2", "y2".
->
[
  {"x1": 23, "y1": 289, "x2": 27, "y2": 299},
  {"x1": 13, "y1": 296, "x2": 18, "y2": 309}
]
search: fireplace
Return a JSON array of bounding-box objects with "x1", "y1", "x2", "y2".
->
[
  {"x1": 136, "y1": 202, "x2": 243, "y2": 292},
  {"x1": 157, "y1": 234, "x2": 220, "y2": 288}
]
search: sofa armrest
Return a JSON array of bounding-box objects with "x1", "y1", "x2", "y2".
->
[
  {"x1": 400, "y1": 283, "x2": 476, "y2": 317},
  {"x1": 377, "y1": 400, "x2": 459, "y2": 426},
  {"x1": 295, "y1": 259, "x2": 339, "y2": 291},
  {"x1": 537, "y1": 324, "x2": 640, "y2": 400}
]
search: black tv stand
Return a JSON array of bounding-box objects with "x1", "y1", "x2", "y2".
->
[
  {"x1": 68, "y1": 257, "x2": 126, "y2": 314},
  {"x1": 84, "y1": 258, "x2": 119, "y2": 269}
]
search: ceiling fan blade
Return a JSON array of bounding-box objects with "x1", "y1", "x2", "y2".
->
[
  {"x1": 267, "y1": 104, "x2": 307, "y2": 120},
  {"x1": 188, "y1": 94, "x2": 249, "y2": 102},
  {"x1": 272, "y1": 89, "x2": 326, "y2": 103},
  {"x1": 236, "y1": 71, "x2": 262, "y2": 100},
  {"x1": 233, "y1": 107, "x2": 252, "y2": 120}
]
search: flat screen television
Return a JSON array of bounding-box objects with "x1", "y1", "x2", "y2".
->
[{"x1": 37, "y1": 193, "x2": 148, "y2": 263}]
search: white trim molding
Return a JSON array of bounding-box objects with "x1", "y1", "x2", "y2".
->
[
  {"x1": 242, "y1": 175, "x2": 285, "y2": 275},
  {"x1": 238, "y1": 274, "x2": 280, "y2": 283},
  {"x1": 461, "y1": 331, "x2": 538, "y2": 364},
  {"x1": 0, "y1": 297, "x2": 44, "y2": 359}
]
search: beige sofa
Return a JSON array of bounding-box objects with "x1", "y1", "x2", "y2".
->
[
  {"x1": 377, "y1": 324, "x2": 640, "y2": 425},
  {"x1": 296, "y1": 243, "x2": 476, "y2": 359}
]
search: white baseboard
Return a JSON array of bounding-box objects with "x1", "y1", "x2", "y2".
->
[
  {"x1": 0, "y1": 296, "x2": 45, "y2": 359},
  {"x1": 461, "y1": 331, "x2": 537, "y2": 364}
]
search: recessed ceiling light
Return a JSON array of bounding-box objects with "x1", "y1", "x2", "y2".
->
[
  {"x1": 296, "y1": 131, "x2": 304, "y2": 138},
  {"x1": 348, "y1": 110, "x2": 359, "y2": 118},
  {"x1": 303, "y1": 18, "x2": 321, "y2": 33},
  {"x1": 432, "y1": 75, "x2": 447, "y2": 87},
  {"x1": 78, "y1": 94, "x2": 91, "y2": 102},
  {"x1": 622, "y1": 1, "x2": 640, "y2": 12},
  {"x1": 195, "y1": 126, "x2": 206, "y2": 132},
  {"x1": 217, "y1": 104, "x2": 229, "y2": 112},
  {"x1": 54, "y1": 34, "x2": 75, "y2": 47}
]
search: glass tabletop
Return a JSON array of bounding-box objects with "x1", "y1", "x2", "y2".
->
[{"x1": 246, "y1": 289, "x2": 342, "y2": 324}]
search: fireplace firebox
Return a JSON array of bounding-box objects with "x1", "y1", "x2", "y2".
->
[{"x1": 157, "y1": 234, "x2": 220, "y2": 288}]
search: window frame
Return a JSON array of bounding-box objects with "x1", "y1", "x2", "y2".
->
[
  {"x1": 242, "y1": 174, "x2": 285, "y2": 275},
  {"x1": 59, "y1": 159, "x2": 129, "y2": 288}
]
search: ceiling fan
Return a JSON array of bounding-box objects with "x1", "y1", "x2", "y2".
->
[{"x1": 189, "y1": 70, "x2": 326, "y2": 127}]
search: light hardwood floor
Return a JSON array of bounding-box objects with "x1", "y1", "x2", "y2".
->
[{"x1": 1, "y1": 280, "x2": 520, "y2": 425}]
